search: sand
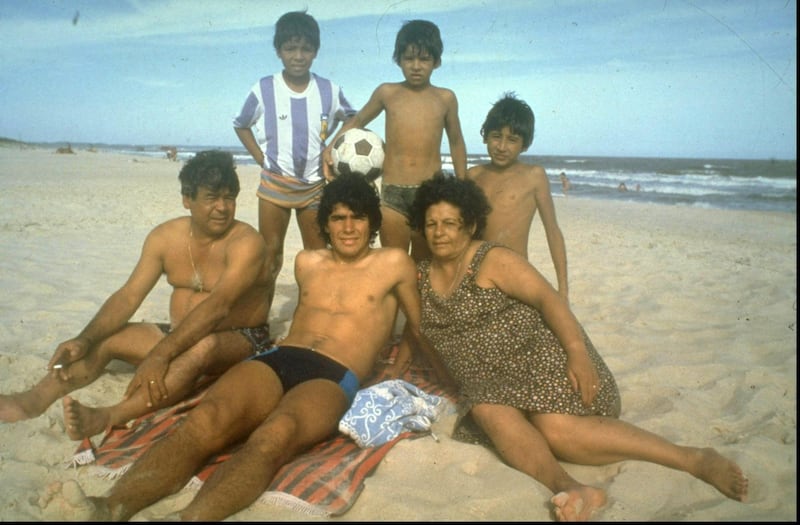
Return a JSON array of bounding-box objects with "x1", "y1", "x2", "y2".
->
[{"x1": 0, "y1": 146, "x2": 795, "y2": 521}]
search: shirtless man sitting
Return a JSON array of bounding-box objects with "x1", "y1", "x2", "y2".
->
[
  {"x1": 0, "y1": 150, "x2": 272, "y2": 440},
  {"x1": 51, "y1": 173, "x2": 432, "y2": 521}
]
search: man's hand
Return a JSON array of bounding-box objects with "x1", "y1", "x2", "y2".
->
[
  {"x1": 48, "y1": 337, "x2": 90, "y2": 382},
  {"x1": 124, "y1": 354, "x2": 170, "y2": 408}
]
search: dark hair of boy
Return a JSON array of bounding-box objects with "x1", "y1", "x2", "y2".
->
[
  {"x1": 392, "y1": 19, "x2": 443, "y2": 65},
  {"x1": 273, "y1": 10, "x2": 320, "y2": 51},
  {"x1": 480, "y1": 92, "x2": 535, "y2": 150}
]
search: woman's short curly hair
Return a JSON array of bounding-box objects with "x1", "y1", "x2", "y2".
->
[{"x1": 409, "y1": 172, "x2": 491, "y2": 240}]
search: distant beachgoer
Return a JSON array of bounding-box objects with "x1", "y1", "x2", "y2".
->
[
  {"x1": 618, "y1": 182, "x2": 628, "y2": 192},
  {"x1": 233, "y1": 10, "x2": 356, "y2": 317},
  {"x1": 560, "y1": 172, "x2": 571, "y2": 195},
  {"x1": 323, "y1": 19, "x2": 467, "y2": 263},
  {"x1": 467, "y1": 93, "x2": 569, "y2": 301},
  {"x1": 409, "y1": 173, "x2": 749, "y2": 521},
  {"x1": 0, "y1": 151, "x2": 272, "y2": 441},
  {"x1": 635, "y1": 183, "x2": 641, "y2": 192}
]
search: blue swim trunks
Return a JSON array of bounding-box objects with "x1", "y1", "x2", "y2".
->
[{"x1": 249, "y1": 345, "x2": 360, "y2": 404}]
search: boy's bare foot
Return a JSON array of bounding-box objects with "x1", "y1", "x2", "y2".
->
[
  {"x1": 63, "y1": 396, "x2": 110, "y2": 440},
  {"x1": 692, "y1": 447, "x2": 749, "y2": 502},
  {"x1": 551, "y1": 486, "x2": 607, "y2": 522}
]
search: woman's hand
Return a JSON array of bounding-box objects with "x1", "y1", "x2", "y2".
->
[{"x1": 565, "y1": 352, "x2": 600, "y2": 407}]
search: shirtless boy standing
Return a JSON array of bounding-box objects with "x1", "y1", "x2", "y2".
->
[
  {"x1": 0, "y1": 151, "x2": 272, "y2": 439},
  {"x1": 467, "y1": 93, "x2": 569, "y2": 301},
  {"x1": 324, "y1": 19, "x2": 467, "y2": 262},
  {"x1": 54, "y1": 174, "x2": 436, "y2": 521}
]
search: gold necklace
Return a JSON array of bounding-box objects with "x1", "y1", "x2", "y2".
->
[{"x1": 187, "y1": 227, "x2": 214, "y2": 292}]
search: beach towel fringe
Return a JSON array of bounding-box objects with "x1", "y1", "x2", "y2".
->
[
  {"x1": 257, "y1": 491, "x2": 330, "y2": 517},
  {"x1": 68, "y1": 448, "x2": 96, "y2": 468}
]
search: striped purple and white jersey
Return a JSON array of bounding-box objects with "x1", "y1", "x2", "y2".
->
[{"x1": 233, "y1": 72, "x2": 356, "y2": 184}]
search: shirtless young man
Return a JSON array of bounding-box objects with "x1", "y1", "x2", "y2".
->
[
  {"x1": 53, "y1": 173, "x2": 431, "y2": 521},
  {"x1": 467, "y1": 93, "x2": 569, "y2": 301},
  {"x1": 324, "y1": 19, "x2": 467, "y2": 263},
  {"x1": 0, "y1": 151, "x2": 272, "y2": 440}
]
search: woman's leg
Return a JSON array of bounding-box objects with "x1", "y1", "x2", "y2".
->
[
  {"x1": 471, "y1": 403, "x2": 606, "y2": 521},
  {"x1": 531, "y1": 412, "x2": 748, "y2": 502}
]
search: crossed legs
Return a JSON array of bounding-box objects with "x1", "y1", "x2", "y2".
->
[
  {"x1": 62, "y1": 330, "x2": 256, "y2": 439},
  {"x1": 74, "y1": 359, "x2": 348, "y2": 521}
]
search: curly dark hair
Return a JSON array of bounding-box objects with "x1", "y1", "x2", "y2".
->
[
  {"x1": 409, "y1": 172, "x2": 491, "y2": 240},
  {"x1": 317, "y1": 174, "x2": 382, "y2": 245},
  {"x1": 178, "y1": 150, "x2": 240, "y2": 199}
]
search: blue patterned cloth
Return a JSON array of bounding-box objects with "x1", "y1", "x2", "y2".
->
[{"x1": 339, "y1": 379, "x2": 446, "y2": 447}]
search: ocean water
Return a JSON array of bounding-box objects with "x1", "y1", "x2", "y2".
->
[
  {"x1": 75, "y1": 144, "x2": 796, "y2": 214},
  {"x1": 459, "y1": 154, "x2": 797, "y2": 214}
]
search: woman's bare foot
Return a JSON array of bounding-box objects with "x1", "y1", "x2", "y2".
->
[
  {"x1": 551, "y1": 486, "x2": 607, "y2": 521},
  {"x1": 62, "y1": 396, "x2": 111, "y2": 440},
  {"x1": 691, "y1": 447, "x2": 749, "y2": 502}
]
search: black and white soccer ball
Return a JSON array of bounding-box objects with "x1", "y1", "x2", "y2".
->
[{"x1": 331, "y1": 128, "x2": 385, "y2": 181}]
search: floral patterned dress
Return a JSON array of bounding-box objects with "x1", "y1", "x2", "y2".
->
[{"x1": 418, "y1": 242, "x2": 621, "y2": 421}]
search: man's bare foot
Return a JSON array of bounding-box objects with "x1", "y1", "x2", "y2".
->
[
  {"x1": 692, "y1": 447, "x2": 749, "y2": 502},
  {"x1": 551, "y1": 486, "x2": 607, "y2": 522},
  {"x1": 63, "y1": 396, "x2": 111, "y2": 440},
  {"x1": 0, "y1": 392, "x2": 44, "y2": 422},
  {"x1": 39, "y1": 480, "x2": 111, "y2": 521}
]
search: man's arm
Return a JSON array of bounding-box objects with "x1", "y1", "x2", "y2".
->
[
  {"x1": 125, "y1": 228, "x2": 267, "y2": 402},
  {"x1": 532, "y1": 167, "x2": 569, "y2": 301},
  {"x1": 49, "y1": 228, "x2": 165, "y2": 374},
  {"x1": 443, "y1": 90, "x2": 467, "y2": 179}
]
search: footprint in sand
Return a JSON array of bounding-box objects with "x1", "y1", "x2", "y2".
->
[{"x1": 39, "y1": 480, "x2": 96, "y2": 521}]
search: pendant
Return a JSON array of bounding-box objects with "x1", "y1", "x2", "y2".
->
[{"x1": 191, "y1": 272, "x2": 203, "y2": 292}]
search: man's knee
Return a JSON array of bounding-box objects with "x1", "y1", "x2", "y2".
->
[
  {"x1": 182, "y1": 397, "x2": 240, "y2": 451},
  {"x1": 252, "y1": 412, "x2": 297, "y2": 446}
]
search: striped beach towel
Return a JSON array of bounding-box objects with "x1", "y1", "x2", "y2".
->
[{"x1": 70, "y1": 360, "x2": 453, "y2": 517}]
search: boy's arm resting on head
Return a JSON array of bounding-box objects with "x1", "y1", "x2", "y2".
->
[
  {"x1": 124, "y1": 228, "x2": 267, "y2": 403},
  {"x1": 532, "y1": 167, "x2": 569, "y2": 300},
  {"x1": 443, "y1": 90, "x2": 467, "y2": 178},
  {"x1": 49, "y1": 228, "x2": 165, "y2": 373},
  {"x1": 234, "y1": 127, "x2": 265, "y2": 169}
]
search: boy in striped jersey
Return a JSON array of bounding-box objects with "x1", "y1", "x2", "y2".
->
[{"x1": 233, "y1": 10, "x2": 356, "y2": 315}]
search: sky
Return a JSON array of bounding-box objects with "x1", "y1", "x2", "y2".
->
[{"x1": 0, "y1": 0, "x2": 796, "y2": 160}]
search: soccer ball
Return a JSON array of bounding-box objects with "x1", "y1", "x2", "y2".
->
[{"x1": 331, "y1": 128, "x2": 385, "y2": 181}]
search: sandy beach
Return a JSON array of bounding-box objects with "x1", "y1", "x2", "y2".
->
[{"x1": 0, "y1": 146, "x2": 795, "y2": 521}]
